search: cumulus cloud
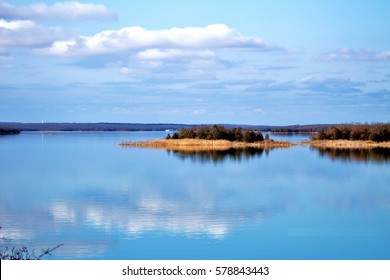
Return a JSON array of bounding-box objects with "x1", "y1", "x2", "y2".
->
[
  {"x1": 318, "y1": 47, "x2": 390, "y2": 61},
  {"x1": 34, "y1": 24, "x2": 279, "y2": 56},
  {"x1": 0, "y1": 19, "x2": 66, "y2": 48},
  {"x1": 0, "y1": 1, "x2": 116, "y2": 21}
]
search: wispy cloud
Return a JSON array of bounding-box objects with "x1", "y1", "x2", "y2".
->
[
  {"x1": 246, "y1": 75, "x2": 364, "y2": 93},
  {"x1": 0, "y1": 1, "x2": 116, "y2": 21},
  {"x1": 34, "y1": 24, "x2": 280, "y2": 56},
  {"x1": 317, "y1": 47, "x2": 390, "y2": 62}
]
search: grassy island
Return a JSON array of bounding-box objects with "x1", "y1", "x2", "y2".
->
[
  {"x1": 303, "y1": 140, "x2": 390, "y2": 149},
  {"x1": 120, "y1": 138, "x2": 294, "y2": 151},
  {"x1": 121, "y1": 139, "x2": 390, "y2": 151},
  {"x1": 120, "y1": 125, "x2": 294, "y2": 151}
]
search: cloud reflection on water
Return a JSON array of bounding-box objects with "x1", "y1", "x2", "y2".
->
[{"x1": 1, "y1": 143, "x2": 390, "y2": 259}]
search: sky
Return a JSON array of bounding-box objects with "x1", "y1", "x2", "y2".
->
[{"x1": 0, "y1": 0, "x2": 389, "y2": 125}]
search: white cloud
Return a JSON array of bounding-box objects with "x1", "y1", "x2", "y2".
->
[
  {"x1": 0, "y1": 18, "x2": 35, "y2": 30},
  {"x1": 35, "y1": 24, "x2": 278, "y2": 56},
  {"x1": 0, "y1": 1, "x2": 116, "y2": 21},
  {"x1": 119, "y1": 67, "x2": 133, "y2": 75},
  {"x1": 0, "y1": 19, "x2": 66, "y2": 48},
  {"x1": 318, "y1": 47, "x2": 390, "y2": 61},
  {"x1": 136, "y1": 48, "x2": 215, "y2": 61}
]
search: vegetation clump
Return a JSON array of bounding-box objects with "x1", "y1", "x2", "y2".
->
[
  {"x1": 312, "y1": 123, "x2": 390, "y2": 142},
  {"x1": 166, "y1": 125, "x2": 264, "y2": 143},
  {"x1": 0, "y1": 226, "x2": 63, "y2": 260},
  {"x1": 0, "y1": 244, "x2": 63, "y2": 260},
  {"x1": 0, "y1": 128, "x2": 20, "y2": 135}
]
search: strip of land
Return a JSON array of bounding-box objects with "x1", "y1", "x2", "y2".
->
[
  {"x1": 120, "y1": 139, "x2": 390, "y2": 151},
  {"x1": 120, "y1": 139, "x2": 294, "y2": 151},
  {"x1": 302, "y1": 140, "x2": 390, "y2": 149}
]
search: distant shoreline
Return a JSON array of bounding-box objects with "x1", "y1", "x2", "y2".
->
[
  {"x1": 0, "y1": 122, "x2": 334, "y2": 132},
  {"x1": 0, "y1": 128, "x2": 20, "y2": 135},
  {"x1": 120, "y1": 139, "x2": 390, "y2": 151}
]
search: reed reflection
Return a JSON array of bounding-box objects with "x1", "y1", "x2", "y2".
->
[
  {"x1": 313, "y1": 147, "x2": 390, "y2": 163},
  {"x1": 168, "y1": 147, "x2": 269, "y2": 163}
]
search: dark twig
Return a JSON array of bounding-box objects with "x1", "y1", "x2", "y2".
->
[{"x1": 36, "y1": 243, "x2": 64, "y2": 260}]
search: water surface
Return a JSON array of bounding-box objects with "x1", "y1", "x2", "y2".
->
[{"x1": 1, "y1": 132, "x2": 389, "y2": 259}]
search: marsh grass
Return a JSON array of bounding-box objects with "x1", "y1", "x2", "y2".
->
[
  {"x1": 302, "y1": 140, "x2": 390, "y2": 149},
  {"x1": 120, "y1": 138, "x2": 295, "y2": 151},
  {"x1": 121, "y1": 138, "x2": 390, "y2": 151}
]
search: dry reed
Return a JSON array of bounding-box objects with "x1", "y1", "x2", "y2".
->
[
  {"x1": 120, "y1": 138, "x2": 390, "y2": 151},
  {"x1": 120, "y1": 138, "x2": 294, "y2": 151},
  {"x1": 302, "y1": 140, "x2": 390, "y2": 149}
]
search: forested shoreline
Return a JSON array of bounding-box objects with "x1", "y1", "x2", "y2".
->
[
  {"x1": 312, "y1": 123, "x2": 390, "y2": 142},
  {"x1": 0, "y1": 128, "x2": 20, "y2": 135}
]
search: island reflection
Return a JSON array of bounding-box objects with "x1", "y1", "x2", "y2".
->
[
  {"x1": 167, "y1": 147, "x2": 269, "y2": 163},
  {"x1": 312, "y1": 147, "x2": 390, "y2": 163}
]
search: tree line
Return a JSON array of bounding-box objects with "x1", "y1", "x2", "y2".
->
[
  {"x1": 312, "y1": 123, "x2": 390, "y2": 142},
  {"x1": 0, "y1": 128, "x2": 20, "y2": 135},
  {"x1": 166, "y1": 125, "x2": 267, "y2": 143}
]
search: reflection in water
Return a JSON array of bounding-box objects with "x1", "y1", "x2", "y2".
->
[
  {"x1": 312, "y1": 147, "x2": 390, "y2": 163},
  {"x1": 82, "y1": 195, "x2": 269, "y2": 239},
  {"x1": 2, "y1": 132, "x2": 390, "y2": 259},
  {"x1": 0, "y1": 189, "x2": 275, "y2": 259},
  {"x1": 168, "y1": 148, "x2": 268, "y2": 163}
]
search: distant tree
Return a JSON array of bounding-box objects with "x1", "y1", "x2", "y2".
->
[
  {"x1": 339, "y1": 125, "x2": 351, "y2": 140},
  {"x1": 243, "y1": 130, "x2": 263, "y2": 142},
  {"x1": 208, "y1": 125, "x2": 227, "y2": 140},
  {"x1": 326, "y1": 126, "x2": 342, "y2": 140},
  {"x1": 171, "y1": 132, "x2": 179, "y2": 139},
  {"x1": 255, "y1": 131, "x2": 264, "y2": 142},
  {"x1": 315, "y1": 130, "x2": 327, "y2": 140},
  {"x1": 227, "y1": 127, "x2": 243, "y2": 141},
  {"x1": 369, "y1": 123, "x2": 390, "y2": 142},
  {"x1": 350, "y1": 125, "x2": 369, "y2": 140}
]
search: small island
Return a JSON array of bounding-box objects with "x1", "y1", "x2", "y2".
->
[
  {"x1": 120, "y1": 138, "x2": 295, "y2": 151},
  {"x1": 120, "y1": 124, "x2": 390, "y2": 151},
  {"x1": 120, "y1": 125, "x2": 293, "y2": 151}
]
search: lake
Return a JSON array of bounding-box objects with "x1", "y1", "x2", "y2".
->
[{"x1": 1, "y1": 132, "x2": 390, "y2": 260}]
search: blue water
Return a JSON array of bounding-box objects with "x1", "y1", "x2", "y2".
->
[{"x1": 1, "y1": 132, "x2": 389, "y2": 260}]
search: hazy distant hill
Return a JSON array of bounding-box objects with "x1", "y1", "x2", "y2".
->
[{"x1": 0, "y1": 122, "x2": 332, "y2": 133}]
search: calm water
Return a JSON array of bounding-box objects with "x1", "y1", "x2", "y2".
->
[{"x1": 1, "y1": 132, "x2": 390, "y2": 260}]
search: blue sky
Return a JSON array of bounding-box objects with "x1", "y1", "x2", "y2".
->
[{"x1": 1, "y1": 0, "x2": 389, "y2": 125}]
